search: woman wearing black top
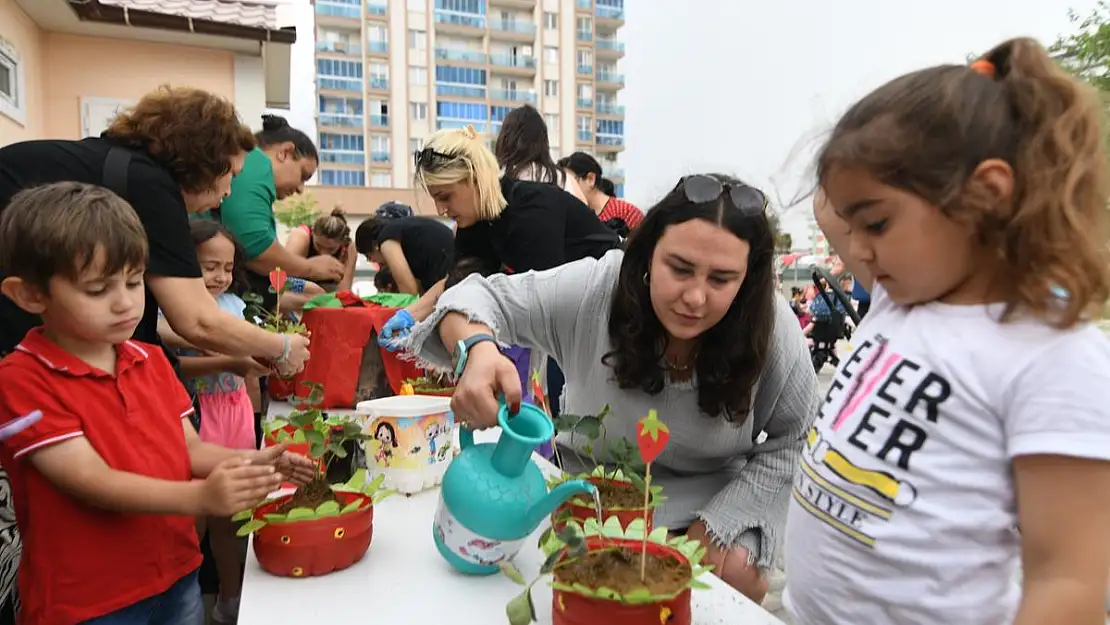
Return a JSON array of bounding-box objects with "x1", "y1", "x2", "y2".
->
[
  {"x1": 377, "y1": 125, "x2": 619, "y2": 344},
  {"x1": 354, "y1": 216, "x2": 454, "y2": 295}
]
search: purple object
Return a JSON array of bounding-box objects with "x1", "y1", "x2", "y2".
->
[
  {"x1": 501, "y1": 345, "x2": 555, "y2": 459},
  {"x1": 0, "y1": 410, "x2": 42, "y2": 442}
]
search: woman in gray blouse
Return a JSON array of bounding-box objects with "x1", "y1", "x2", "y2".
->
[{"x1": 406, "y1": 174, "x2": 819, "y2": 603}]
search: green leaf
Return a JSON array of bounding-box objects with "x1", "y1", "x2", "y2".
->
[
  {"x1": 624, "y1": 517, "x2": 647, "y2": 540},
  {"x1": 263, "y1": 513, "x2": 290, "y2": 523},
  {"x1": 622, "y1": 587, "x2": 654, "y2": 604},
  {"x1": 600, "y1": 516, "x2": 624, "y2": 537},
  {"x1": 539, "y1": 547, "x2": 564, "y2": 575},
  {"x1": 499, "y1": 561, "x2": 526, "y2": 585},
  {"x1": 231, "y1": 509, "x2": 253, "y2": 522},
  {"x1": 315, "y1": 500, "x2": 341, "y2": 517},
  {"x1": 648, "y1": 527, "x2": 669, "y2": 543},
  {"x1": 292, "y1": 429, "x2": 307, "y2": 444},
  {"x1": 344, "y1": 468, "x2": 369, "y2": 491},
  {"x1": 688, "y1": 578, "x2": 713, "y2": 590},
  {"x1": 331, "y1": 445, "x2": 349, "y2": 459},
  {"x1": 286, "y1": 507, "x2": 316, "y2": 521},
  {"x1": 594, "y1": 586, "x2": 621, "y2": 600},
  {"x1": 371, "y1": 489, "x2": 396, "y2": 504},
  {"x1": 309, "y1": 442, "x2": 325, "y2": 458},
  {"x1": 341, "y1": 421, "x2": 363, "y2": 438},
  {"x1": 572, "y1": 416, "x2": 602, "y2": 440},
  {"x1": 505, "y1": 589, "x2": 536, "y2": 625},
  {"x1": 536, "y1": 526, "x2": 553, "y2": 550},
  {"x1": 235, "y1": 519, "x2": 267, "y2": 537},
  {"x1": 276, "y1": 429, "x2": 293, "y2": 444},
  {"x1": 362, "y1": 472, "x2": 387, "y2": 495},
  {"x1": 340, "y1": 499, "x2": 363, "y2": 514},
  {"x1": 303, "y1": 429, "x2": 326, "y2": 446}
]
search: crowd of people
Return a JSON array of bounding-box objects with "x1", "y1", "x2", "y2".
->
[{"x1": 0, "y1": 34, "x2": 1107, "y2": 625}]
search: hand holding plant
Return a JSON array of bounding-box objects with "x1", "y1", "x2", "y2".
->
[
  {"x1": 245, "y1": 443, "x2": 318, "y2": 486},
  {"x1": 199, "y1": 457, "x2": 284, "y2": 517}
]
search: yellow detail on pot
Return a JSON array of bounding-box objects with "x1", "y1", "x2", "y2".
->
[
  {"x1": 557, "y1": 595, "x2": 565, "y2": 612},
  {"x1": 399, "y1": 382, "x2": 414, "y2": 395},
  {"x1": 334, "y1": 527, "x2": 346, "y2": 539},
  {"x1": 291, "y1": 567, "x2": 304, "y2": 577},
  {"x1": 660, "y1": 606, "x2": 672, "y2": 622},
  {"x1": 280, "y1": 535, "x2": 291, "y2": 544}
]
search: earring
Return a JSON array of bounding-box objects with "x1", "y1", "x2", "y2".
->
[{"x1": 642, "y1": 272, "x2": 649, "y2": 285}]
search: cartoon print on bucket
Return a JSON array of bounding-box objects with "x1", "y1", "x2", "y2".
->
[{"x1": 357, "y1": 395, "x2": 455, "y2": 494}]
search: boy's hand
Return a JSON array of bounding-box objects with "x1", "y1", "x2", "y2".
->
[
  {"x1": 248, "y1": 444, "x2": 318, "y2": 486},
  {"x1": 199, "y1": 457, "x2": 283, "y2": 516},
  {"x1": 230, "y1": 356, "x2": 270, "y2": 378}
]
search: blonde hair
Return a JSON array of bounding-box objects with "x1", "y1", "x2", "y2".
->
[
  {"x1": 415, "y1": 125, "x2": 507, "y2": 221},
  {"x1": 313, "y1": 207, "x2": 350, "y2": 241}
]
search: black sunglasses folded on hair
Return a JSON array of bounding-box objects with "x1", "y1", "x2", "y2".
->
[
  {"x1": 679, "y1": 175, "x2": 767, "y2": 216},
  {"x1": 413, "y1": 148, "x2": 457, "y2": 171}
]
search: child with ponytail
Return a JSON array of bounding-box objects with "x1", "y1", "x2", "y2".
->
[{"x1": 786, "y1": 38, "x2": 1110, "y2": 624}]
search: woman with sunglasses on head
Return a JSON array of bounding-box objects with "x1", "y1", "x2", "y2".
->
[
  {"x1": 402, "y1": 173, "x2": 818, "y2": 603},
  {"x1": 376, "y1": 125, "x2": 619, "y2": 344}
]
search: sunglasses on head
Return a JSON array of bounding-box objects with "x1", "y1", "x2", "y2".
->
[
  {"x1": 679, "y1": 175, "x2": 768, "y2": 216},
  {"x1": 413, "y1": 148, "x2": 458, "y2": 172}
]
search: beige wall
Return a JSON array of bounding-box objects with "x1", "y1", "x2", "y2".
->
[
  {"x1": 307, "y1": 184, "x2": 437, "y2": 217},
  {"x1": 0, "y1": 0, "x2": 238, "y2": 144},
  {"x1": 0, "y1": 0, "x2": 45, "y2": 143}
]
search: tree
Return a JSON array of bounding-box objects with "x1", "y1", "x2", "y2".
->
[
  {"x1": 768, "y1": 211, "x2": 794, "y2": 253},
  {"x1": 273, "y1": 192, "x2": 319, "y2": 229},
  {"x1": 1050, "y1": 2, "x2": 1110, "y2": 94}
]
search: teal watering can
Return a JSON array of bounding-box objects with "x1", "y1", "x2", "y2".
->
[{"x1": 432, "y1": 400, "x2": 595, "y2": 575}]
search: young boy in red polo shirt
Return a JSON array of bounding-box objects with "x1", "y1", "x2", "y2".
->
[{"x1": 0, "y1": 182, "x2": 316, "y2": 625}]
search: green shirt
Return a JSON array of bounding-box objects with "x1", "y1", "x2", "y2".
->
[{"x1": 216, "y1": 148, "x2": 278, "y2": 259}]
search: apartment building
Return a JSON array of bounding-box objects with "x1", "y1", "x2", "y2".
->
[{"x1": 313, "y1": 0, "x2": 627, "y2": 196}]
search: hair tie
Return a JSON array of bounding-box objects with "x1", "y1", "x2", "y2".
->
[
  {"x1": 461, "y1": 124, "x2": 477, "y2": 140},
  {"x1": 970, "y1": 59, "x2": 997, "y2": 79}
]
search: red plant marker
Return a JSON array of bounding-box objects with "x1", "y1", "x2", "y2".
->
[
  {"x1": 269, "y1": 267, "x2": 288, "y2": 318},
  {"x1": 635, "y1": 409, "x2": 669, "y2": 580}
]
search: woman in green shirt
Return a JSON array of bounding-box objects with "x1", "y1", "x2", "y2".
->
[{"x1": 216, "y1": 115, "x2": 344, "y2": 308}]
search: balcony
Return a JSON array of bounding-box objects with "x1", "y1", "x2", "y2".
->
[
  {"x1": 319, "y1": 76, "x2": 362, "y2": 92},
  {"x1": 366, "y1": 2, "x2": 387, "y2": 17},
  {"x1": 434, "y1": 11, "x2": 486, "y2": 34},
  {"x1": 366, "y1": 40, "x2": 389, "y2": 55},
  {"x1": 320, "y1": 150, "x2": 366, "y2": 165},
  {"x1": 370, "y1": 114, "x2": 389, "y2": 127},
  {"x1": 437, "y1": 84, "x2": 486, "y2": 98},
  {"x1": 490, "y1": 89, "x2": 537, "y2": 104},
  {"x1": 576, "y1": 30, "x2": 592, "y2": 42},
  {"x1": 489, "y1": 54, "x2": 536, "y2": 75},
  {"x1": 595, "y1": 101, "x2": 624, "y2": 116},
  {"x1": 577, "y1": 129, "x2": 592, "y2": 143},
  {"x1": 316, "y1": 1, "x2": 360, "y2": 22},
  {"x1": 595, "y1": 4, "x2": 625, "y2": 25},
  {"x1": 604, "y1": 166, "x2": 625, "y2": 179},
  {"x1": 371, "y1": 150, "x2": 391, "y2": 163},
  {"x1": 595, "y1": 39, "x2": 625, "y2": 58},
  {"x1": 576, "y1": 97, "x2": 593, "y2": 110},
  {"x1": 577, "y1": 64, "x2": 593, "y2": 75},
  {"x1": 318, "y1": 113, "x2": 364, "y2": 129},
  {"x1": 489, "y1": 0, "x2": 536, "y2": 8},
  {"x1": 316, "y1": 40, "x2": 361, "y2": 55},
  {"x1": 438, "y1": 119, "x2": 489, "y2": 132},
  {"x1": 596, "y1": 71, "x2": 625, "y2": 88},
  {"x1": 596, "y1": 134, "x2": 624, "y2": 150},
  {"x1": 435, "y1": 48, "x2": 488, "y2": 64},
  {"x1": 367, "y1": 76, "x2": 389, "y2": 91},
  {"x1": 576, "y1": 0, "x2": 591, "y2": 10},
  {"x1": 489, "y1": 19, "x2": 536, "y2": 42}
]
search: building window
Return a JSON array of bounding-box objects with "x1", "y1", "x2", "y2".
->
[
  {"x1": 410, "y1": 137, "x2": 425, "y2": 154},
  {"x1": 543, "y1": 46, "x2": 558, "y2": 64},
  {"x1": 80, "y1": 97, "x2": 134, "y2": 138},
  {"x1": 434, "y1": 66, "x2": 486, "y2": 86},
  {"x1": 436, "y1": 101, "x2": 488, "y2": 122},
  {"x1": 410, "y1": 102, "x2": 428, "y2": 120},
  {"x1": 576, "y1": 16, "x2": 592, "y2": 33},
  {"x1": 369, "y1": 62, "x2": 389, "y2": 90},
  {"x1": 320, "y1": 133, "x2": 365, "y2": 151},
  {"x1": 408, "y1": 29, "x2": 427, "y2": 50},
  {"x1": 371, "y1": 172, "x2": 393, "y2": 187},
  {"x1": 407, "y1": 0, "x2": 424, "y2": 10},
  {"x1": 319, "y1": 169, "x2": 366, "y2": 186},
  {"x1": 544, "y1": 114, "x2": 559, "y2": 135},
  {"x1": 543, "y1": 12, "x2": 558, "y2": 29},
  {"x1": 434, "y1": 0, "x2": 485, "y2": 14},
  {"x1": 543, "y1": 80, "x2": 558, "y2": 97},
  {"x1": 409, "y1": 66, "x2": 428, "y2": 85}
]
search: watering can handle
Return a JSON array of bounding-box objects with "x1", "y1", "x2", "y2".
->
[{"x1": 458, "y1": 395, "x2": 510, "y2": 450}]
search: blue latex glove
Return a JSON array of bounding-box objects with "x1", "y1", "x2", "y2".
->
[{"x1": 378, "y1": 309, "x2": 415, "y2": 351}]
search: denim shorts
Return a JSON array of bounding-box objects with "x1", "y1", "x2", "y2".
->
[{"x1": 82, "y1": 569, "x2": 203, "y2": 625}]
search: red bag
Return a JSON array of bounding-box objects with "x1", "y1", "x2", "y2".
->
[{"x1": 284, "y1": 296, "x2": 425, "y2": 409}]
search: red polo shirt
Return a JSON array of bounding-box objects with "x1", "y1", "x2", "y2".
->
[{"x1": 0, "y1": 329, "x2": 201, "y2": 625}]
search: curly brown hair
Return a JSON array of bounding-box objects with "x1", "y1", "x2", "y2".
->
[
  {"x1": 103, "y1": 86, "x2": 256, "y2": 193},
  {"x1": 817, "y1": 37, "x2": 1110, "y2": 329}
]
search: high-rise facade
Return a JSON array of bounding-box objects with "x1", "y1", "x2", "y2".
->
[{"x1": 313, "y1": 0, "x2": 626, "y2": 196}]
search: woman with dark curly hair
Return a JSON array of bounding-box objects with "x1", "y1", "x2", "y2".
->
[
  {"x1": 405, "y1": 173, "x2": 818, "y2": 603},
  {"x1": 0, "y1": 86, "x2": 311, "y2": 374}
]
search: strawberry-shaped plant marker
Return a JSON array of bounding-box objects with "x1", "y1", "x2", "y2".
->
[
  {"x1": 635, "y1": 408, "x2": 670, "y2": 580},
  {"x1": 269, "y1": 267, "x2": 288, "y2": 318}
]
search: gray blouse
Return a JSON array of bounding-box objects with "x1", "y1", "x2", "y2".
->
[{"x1": 405, "y1": 250, "x2": 819, "y2": 568}]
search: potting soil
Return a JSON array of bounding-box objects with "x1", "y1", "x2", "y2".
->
[
  {"x1": 276, "y1": 477, "x2": 338, "y2": 513},
  {"x1": 555, "y1": 547, "x2": 690, "y2": 596},
  {"x1": 595, "y1": 479, "x2": 646, "y2": 509}
]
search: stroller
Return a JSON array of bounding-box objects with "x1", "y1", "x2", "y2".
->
[{"x1": 809, "y1": 266, "x2": 861, "y2": 373}]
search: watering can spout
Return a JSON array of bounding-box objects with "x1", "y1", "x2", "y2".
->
[{"x1": 525, "y1": 479, "x2": 596, "y2": 530}]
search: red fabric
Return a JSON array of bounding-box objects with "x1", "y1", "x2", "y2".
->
[
  {"x1": 599, "y1": 197, "x2": 644, "y2": 229},
  {"x1": 287, "y1": 301, "x2": 424, "y2": 408},
  {"x1": 0, "y1": 330, "x2": 201, "y2": 625}
]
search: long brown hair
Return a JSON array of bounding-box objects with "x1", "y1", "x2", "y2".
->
[{"x1": 817, "y1": 37, "x2": 1110, "y2": 328}]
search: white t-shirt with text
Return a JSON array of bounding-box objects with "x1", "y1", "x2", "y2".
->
[{"x1": 784, "y1": 285, "x2": 1110, "y2": 624}]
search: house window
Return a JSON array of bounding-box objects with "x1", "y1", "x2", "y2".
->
[
  {"x1": 0, "y1": 44, "x2": 26, "y2": 126},
  {"x1": 80, "y1": 97, "x2": 135, "y2": 138},
  {"x1": 408, "y1": 29, "x2": 427, "y2": 50},
  {"x1": 371, "y1": 172, "x2": 393, "y2": 187},
  {"x1": 543, "y1": 80, "x2": 558, "y2": 97},
  {"x1": 544, "y1": 12, "x2": 558, "y2": 30},
  {"x1": 410, "y1": 102, "x2": 428, "y2": 120},
  {"x1": 410, "y1": 137, "x2": 425, "y2": 154},
  {"x1": 544, "y1": 113, "x2": 558, "y2": 131},
  {"x1": 407, "y1": 0, "x2": 424, "y2": 10},
  {"x1": 543, "y1": 46, "x2": 558, "y2": 64},
  {"x1": 409, "y1": 66, "x2": 428, "y2": 85}
]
